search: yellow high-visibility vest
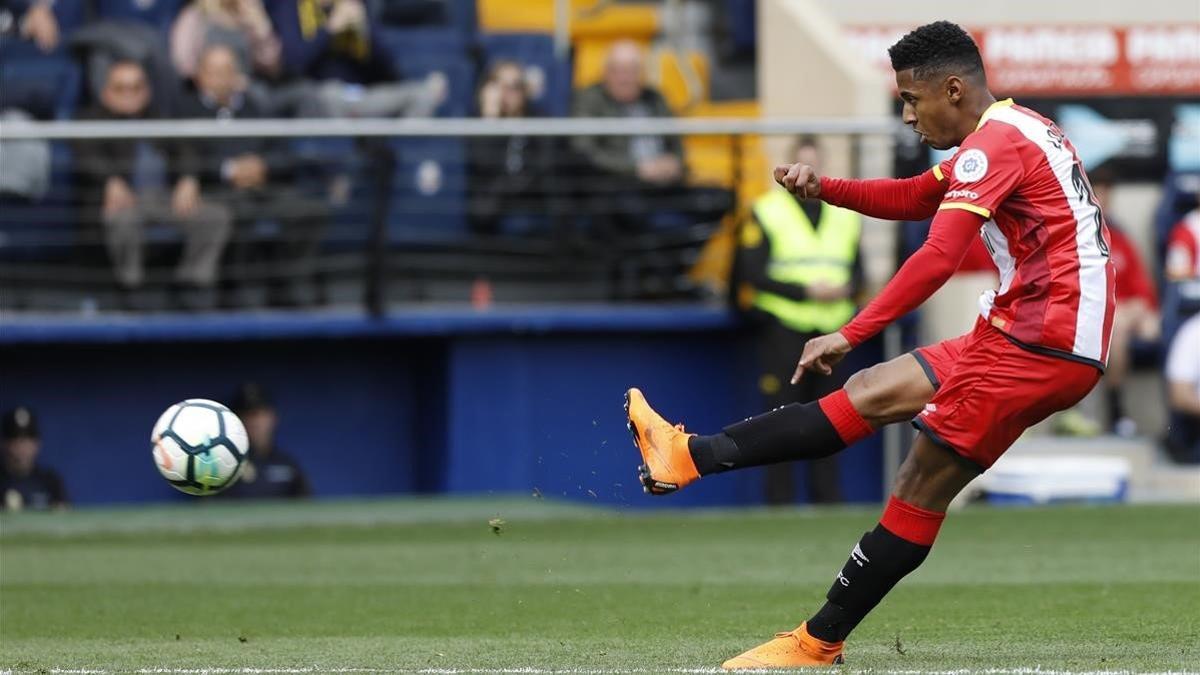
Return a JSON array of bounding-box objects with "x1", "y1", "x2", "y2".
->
[{"x1": 750, "y1": 188, "x2": 861, "y2": 333}]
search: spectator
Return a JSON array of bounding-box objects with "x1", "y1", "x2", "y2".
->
[
  {"x1": 268, "y1": 0, "x2": 443, "y2": 118},
  {"x1": 0, "y1": 0, "x2": 61, "y2": 52},
  {"x1": 1165, "y1": 208, "x2": 1200, "y2": 281},
  {"x1": 171, "y1": 0, "x2": 282, "y2": 81},
  {"x1": 1165, "y1": 312, "x2": 1200, "y2": 464},
  {"x1": 466, "y1": 60, "x2": 558, "y2": 235},
  {"x1": 1092, "y1": 168, "x2": 1161, "y2": 436},
  {"x1": 734, "y1": 137, "x2": 861, "y2": 505},
  {"x1": 74, "y1": 59, "x2": 232, "y2": 308},
  {"x1": 222, "y1": 382, "x2": 312, "y2": 498},
  {"x1": 0, "y1": 406, "x2": 67, "y2": 511},
  {"x1": 177, "y1": 44, "x2": 329, "y2": 307},
  {"x1": 571, "y1": 40, "x2": 728, "y2": 232}
]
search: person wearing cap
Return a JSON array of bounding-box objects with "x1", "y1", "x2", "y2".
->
[
  {"x1": 222, "y1": 382, "x2": 311, "y2": 499},
  {"x1": 1, "y1": 406, "x2": 68, "y2": 511}
]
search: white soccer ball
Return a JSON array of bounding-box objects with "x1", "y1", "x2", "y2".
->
[{"x1": 151, "y1": 399, "x2": 249, "y2": 496}]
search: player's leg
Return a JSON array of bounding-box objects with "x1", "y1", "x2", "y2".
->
[
  {"x1": 719, "y1": 433, "x2": 974, "y2": 669},
  {"x1": 626, "y1": 351, "x2": 938, "y2": 495},
  {"x1": 721, "y1": 324, "x2": 1103, "y2": 669}
]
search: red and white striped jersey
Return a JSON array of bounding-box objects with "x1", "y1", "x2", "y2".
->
[
  {"x1": 1166, "y1": 210, "x2": 1200, "y2": 280},
  {"x1": 934, "y1": 99, "x2": 1117, "y2": 368}
]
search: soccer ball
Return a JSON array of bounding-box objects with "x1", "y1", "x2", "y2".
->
[{"x1": 151, "y1": 399, "x2": 248, "y2": 495}]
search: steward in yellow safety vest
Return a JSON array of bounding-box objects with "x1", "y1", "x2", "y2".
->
[
  {"x1": 737, "y1": 187, "x2": 863, "y2": 334},
  {"x1": 733, "y1": 140, "x2": 863, "y2": 506}
]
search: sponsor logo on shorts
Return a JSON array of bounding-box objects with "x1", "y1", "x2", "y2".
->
[{"x1": 921, "y1": 403, "x2": 938, "y2": 416}]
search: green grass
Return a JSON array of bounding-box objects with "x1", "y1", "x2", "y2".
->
[{"x1": 1, "y1": 498, "x2": 1198, "y2": 673}]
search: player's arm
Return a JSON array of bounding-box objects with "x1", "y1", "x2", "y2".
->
[
  {"x1": 840, "y1": 207, "x2": 983, "y2": 346},
  {"x1": 774, "y1": 163, "x2": 948, "y2": 221}
]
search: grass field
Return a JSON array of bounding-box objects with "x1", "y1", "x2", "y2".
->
[{"x1": 1, "y1": 498, "x2": 1198, "y2": 673}]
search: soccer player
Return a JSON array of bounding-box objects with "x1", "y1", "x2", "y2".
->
[{"x1": 624, "y1": 21, "x2": 1114, "y2": 669}]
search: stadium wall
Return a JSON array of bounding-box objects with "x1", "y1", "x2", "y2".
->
[{"x1": 0, "y1": 309, "x2": 887, "y2": 507}]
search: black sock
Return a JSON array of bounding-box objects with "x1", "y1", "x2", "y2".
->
[
  {"x1": 1106, "y1": 388, "x2": 1124, "y2": 425},
  {"x1": 805, "y1": 525, "x2": 932, "y2": 642},
  {"x1": 686, "y1": 402, "x2": 845, "y2": 476}
]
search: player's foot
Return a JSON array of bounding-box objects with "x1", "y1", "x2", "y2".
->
[
  {"x1": 721, "y1": 622, "x2": 845, "y2": 670},
  {"x1": 624, "y1": 388, "x2": 699, "y2": 495}
]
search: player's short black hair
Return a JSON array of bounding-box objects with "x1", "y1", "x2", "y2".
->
[{"x1": 888, "y1": 21, "x2": 985, "y2": 83}]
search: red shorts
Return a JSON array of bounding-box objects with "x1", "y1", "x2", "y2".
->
[{"x1": 911, "y1": 318, "x2": 1102, "y2": 471}]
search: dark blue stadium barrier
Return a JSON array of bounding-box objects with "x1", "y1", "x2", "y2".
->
[{"x1": 0, "y1": 306, "x2": 885, "y2": 506}]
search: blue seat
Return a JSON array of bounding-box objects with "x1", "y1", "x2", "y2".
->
[
  {"x1": 0, "y1": 53, "x2": 81, "y2": 120},
  {"x1": 95, "y1": 0, "x2": 182, "y2": 30},
  {"x1": 478, "y1": 33, "x2": 572, "y2": 117},
  {"x1": 391, "y1": 55, "x2": 476, "y2": 117},
  {"x1": 445, "y1": 0, "x2": 478, "y2": 38},
  {"x1": 0, "y1": 143, "x2": 77, "y2": 262},
  {"x1": 379, "y1": 27, "x2": 470, "y2": 61},
  {"x1": 387, "y1": 138, "x2": 467, "y2": 243}
]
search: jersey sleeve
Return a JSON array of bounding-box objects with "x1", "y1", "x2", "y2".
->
[{"x1": 937, "y1": 126, "x2": 1025, "y2": 220}]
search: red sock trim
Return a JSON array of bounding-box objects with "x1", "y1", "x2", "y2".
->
[
  {"x1": 817, "y1": 389, "x2": 874, "y2": 446},
  {"x1": 879, "y1": 495, "x2": 945, "y2": 547}
]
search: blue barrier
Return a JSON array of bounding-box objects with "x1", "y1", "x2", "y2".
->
[{"x1": 0, "y1": 305, "x2": 885, "y2": 506}]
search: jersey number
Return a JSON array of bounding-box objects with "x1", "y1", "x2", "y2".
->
[{"x1": 1070, "y1": 162, "x2": 1110, "y2": 258}]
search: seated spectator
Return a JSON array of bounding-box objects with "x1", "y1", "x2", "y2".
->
[
  {"x1": 0, "y1": 0, "x2": 61, "y2": 52},
  {"x1": 268, "y1": 0, "x2": 443, "y2": 118},
  {"x1": 571, "y1": 40, "x2": 683, "y2": 190},
  {"x1": 1165, "y1": 312, "x2": 1200, "y2": 464},
  {"x1": 74, "y1": 59, "x2": 232, "y2": 308},
  {"x1": 466, "y1": 60, "x2": 558, "y2": 235},
  {"x1": 1165, "y1": 208, "x2": 1200, "y2": 281},
  {"x1": 171, "y1": 0, "x2": 282, "y2": 81},
  {"x1": 222, "y1": 382, "x2": 312, "y2": 498},
  {"x1": 571, "y1": 40, "x2": 729, "y2": 232},
  {"x1": 177, "y1": 43, "x2": 329, "y2": 307},
  {"x1": 1093, "y1": 169, "x2": 1161, "y2": 435},
  {"x1": 0, "y1": 406, "x2": 67, "y2": 511}
]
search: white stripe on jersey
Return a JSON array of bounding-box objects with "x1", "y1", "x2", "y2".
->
[
  {"x1": 977, "y1": 220, "x2": 1016, "y2": 320},
  {"x1": 986, "y1": 105, "x2": 1110, "y2": 363}
]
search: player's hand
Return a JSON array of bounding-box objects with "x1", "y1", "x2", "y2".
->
[
  {"x1": 773, "y1": 162, "x2": 821, "y2": 199},
  {"x1": 792, "y1": 331, "x2": 852, "y2": 383}
]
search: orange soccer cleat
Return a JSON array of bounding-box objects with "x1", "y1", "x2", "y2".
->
[
  {"x1": 623, "y1": 388, "x2": 700, "y2": 495},
  {"x1": 721, "y1": 623, "x2": 845, "y2": 670}
]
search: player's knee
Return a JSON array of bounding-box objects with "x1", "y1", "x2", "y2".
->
[{"x1": 844, "y1": 364, "x2": 902, "y2": 423}]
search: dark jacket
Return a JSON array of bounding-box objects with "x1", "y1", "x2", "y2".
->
[
  {"x1": 71, "y1": 105, "x2": 178, "y2": 218},
  {"x1": 466, "y1": 131, "x2": 560, "y2": 232},
  {"x1": 569, "y1": 83, "x2": 683, "y2": 178},
  {"x1": 1, "y1": 464, "x2": 68, "y2": 510},
  {"x1": 221, "y1": 447, "x2": 311, "y2": 499},
  {"x1": 173, "y1": 89, "x2": 296, "y2": 192},
  {"x1": 269, "y1": 0, "x2": 396, "y2": 84}
]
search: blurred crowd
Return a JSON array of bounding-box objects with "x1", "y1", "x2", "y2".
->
[{"x1": 0, "y1": 0, "x2": 732, "y2": 310}]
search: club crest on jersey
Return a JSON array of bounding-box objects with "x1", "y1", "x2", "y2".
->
[{"x1": 954, "y1": 149, "x2": 988, "y2": 183}]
